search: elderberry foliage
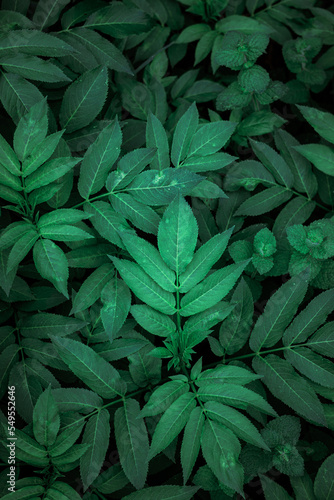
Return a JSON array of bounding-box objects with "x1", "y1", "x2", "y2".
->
[{"x1": 0, "y1": 1, "x2": 334, "y2": 499}]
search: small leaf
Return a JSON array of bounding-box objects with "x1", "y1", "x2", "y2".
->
[
  {"x1": 187, "y1": 121, "x2": 237, "y2": 157},
  {"x1": 33, "y1": 385, "x2": 60, "y2": 447},
  {"x1": 33, "y1": 239, "x2": 69, "y2": 299},
  {"x1": 146, "y1": 112, "x2": 169, "y2": 171},
  {"x1": 70, "y1": 263, "x2": 114, "y2": 314}
]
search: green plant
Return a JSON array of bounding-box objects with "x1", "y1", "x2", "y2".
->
[{"x1": 0, "y1": 1, "x2": 334, "y2": 499}]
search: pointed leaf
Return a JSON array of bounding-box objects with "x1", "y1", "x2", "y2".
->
[
  {"x1": 111, "y1": 192, "x2": 161, "y2": 235},
  {"x1": 33, "y1": 385, "x2": 60, "y2": 447},
  {"x1": 249, "y1": 139, "x2": 294, "y2": 188},
  {"x1": 130, "y1": 304, "x2": 176, "y2": 337},
  {"x1": 100, "y1": 278, "x2": 131, "y2": 342},
  {"x1": 171, "y1": 102, "x2": 199, "y2": 167},
  {"x1": 7, "y1": 228, "x2": 38, "y2": 273},
  {"x1": 50, "y1": 336, "x2": 127, "y2": 398},
  {"x1": 260, "y1": 474, "x2": 293, "y2": 500},
  {"x1": 187, "y1": 121, "x2": 237, "y2": 157},
  {"x1": 52, "y1": 387, "x2": 102, "y2": 414},
  {"x1": 33, "y1": 239, "x2": 69, "y2": 298},
  {"x1": 0, "y1": 133, "x2": 21, "y2": 175},
  {"x1": 33, "y1": 0, "x2": 71, "y2": 29},
  {"x1": 314, "y1": 453, "x2": 334, "y2": 500},
  {"x1": 235, "y1": 186, "x2": 292, "y2": 216},
  {"x1": 106, "y1": 148, "x2": 157, "y2": 191},
  {"x1": 70, "y1": 263, "x2": 115, "y2": 314},
  {"x1": 140, "y1": 380, "x2": 189, "y2": 418},
  {"x1": 0, "y1": 29, "x2": 77, "y2": 56},
  {"x1": 285, "y1": 347, "x2": 334, "y2": 388},
  {"x1": 146, "y1": 112, "x2": 169, "y2": 171},
  {"x1": 24, "y1": 157, "x2": 79, "y2": 193},
  {"x1": 114, "y1": 398, "x2": 149, "y2": 489},
  {"x1": 0, "y1": 54, "x2": 71, "y2": 83},
  {"x1": 22, "y1": 131, "x2": 64, "y2": 177},
  {"x1": 181, "y1": 406, "x2": 204, "y2": 484}
]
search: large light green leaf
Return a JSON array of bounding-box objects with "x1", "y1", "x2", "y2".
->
[
  {"x1": 78, "y1": 118, "x2": 122, "y2": 199},
  {"x1": 171, "y1": 102, "x2": 199, "y2": 167},
  {"x1": 140, "y1": 380, "x2": 189, "y2": 418},
  {"x1": 158, "y1": 195, "x2": 198, "y2": 276},
  {"x1": 179, "y1": 227, "x2": 233, "y2": 293},
  {"x1": 146, "y1": 112, "x2": 169, "y2": 171},
  {"x1": 130, "y1": 304, "x2": 176, "y2": 337},
  {"x1": 110, "y1": 192, "x2": 161, "y2": 235},
  {"x1": 148, "y1": 392, "x2": 196, "y2": 459},
  {"x1": 314, "y1": 453, "x2": 334, "y2": 500},
  {"x1": 110, "y1": 256, "x2": 176, "y2": 315},
  {"x1": 70, "y1": 263, "x2": 115, "y2": 314},
  {"x1": 114, "y1": 398, "x2": 149, "y2": 489},
  {"x1": 198, "y1": 383, "x2": 277, "y2": 416},
  {"x1": 201, "y1": 419, "x2": 244, "y2": 495},
  {"x1": 204, "y1": 401, "x2": 269, "y2": 450},
  {"x1": 219, "y1": 278, "x2": 254, "y2": 355},
  {"x1": 181, "y1": 406, "x2": 204, "y2": 484},
  {"x1": 84, "y1": 2, "x2": 152, "y2": 38},
  {"x1": 83, "y1": 201, "x2": 133, "y2": 249},
  {"x1": 24, "y1": 157, "x2": 80, "y2": 193},
  {"x1": 294, "y1": 143, "x2": 334, "y2": 177},
  {"x1": 80, "y1": 409, "x2": 110, "y2": 490},
  {"x1": 187, "y1": 121, "x2": 237, "y2": 157},
  {"x1": 122, "y1": 486, "x2": 199, "y2": 500},
  {"x1": 285, "y1": 347, "x2": 334, "y2": 388},
  {"x1": 100, "y1": 278, "x2": 131, "y2": 343},
  {"x1": 249, "y1": 139, "x2": 294, "y2": 188},
  {"x1": 0, "y1": 72, "x2": 44, "y2": 125},
  {"x1": 180, "y1": 260, "x2": 249, "y2": 316},
  {"x1": 274, "y1": 129, "x2": 317, "y2": 197},
  {"x1": 249, "y1": 270, "x2": 309, "y2": 352},
  {"x1": 50, "y1": 336, "x2": 127, "y2": 398},
  {"x1": 33, "y1": 239, "x2": 69, "y2": 299},
  {"x1": 33, "y1": 385, "x2": 60, "y2": 447},
  {"x1": 59, "y1": 66, "x2": 108, "y2": 134},
  {"x1": 121, "y1": 231, "x2": 176, "y2": 291},
  {"x1": 283, "y1": 289, "x2": 334, "y2": 346},
  {"x1": 126, "y1": 168, "x2": 203, "y2": 206},
  {"x1": 253, "y1": 355, "x2": 326, "y2": 426}
]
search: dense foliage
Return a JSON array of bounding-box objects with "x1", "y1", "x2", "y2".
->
[{"x1": 0, "y1": 0, "x2": 334, "y2": 499}]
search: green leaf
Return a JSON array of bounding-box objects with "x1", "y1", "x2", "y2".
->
[
  {"x1": 100, "y1": 278, "x2": 131, "y2": 342},
  {"x1": 130, "y1": 304, "x2": 176, "y2": 337},
  {"x1": 294, "y1": 144, "x2": 334, "y2": 177},
  {"x1": 111, "y1": 192, "x2": 161, "y2": 235},
  {"x1": 204, "y1": 401, "x2": 269, "y2": 450},
  {"x1": 84, "y1": 2, "x2": 152, "y2": 38},
  {"x1": 198, "y1": 383, "x2": 277, "y2": 416},
  {"x1": 0, "y1": 133, "x2": 21, "y2": 175},
  {"x1": 308, "y1": 322, "x2": 334, "y2": 358},
  {"x1": 158, "y1": 195, "x2": 198, "y2": 276},
  {"x1": 22, "y1": 131, "x2": 64, "y2": 177},
  {"x1": 252, "y1": 355, "x2": 327, "y2": 426},
  {"x1": 126, "y1": 168, "x2": 203, "y2": 206},
  {"x1": 7, "y1": 227, "x2": 39, "y2": 273},
  {"x1": 59, "y1": 66, "x2": 108, "y2": 134},
  {"x1": 94, "y1": 338, "x2": 147, "y2": 362},
  {"x1": 106, "y1": 148, "x2": 157, "y2": 191},
  {"x1": 216, "y1": 14, "x2": 273, "y2": 35},
  {"x1": 45, "y1": 482, "x2": 82, "y2": 500},
  {"x1": 80, "y1": 409, "x2": 110, "y2": 490},
  {"x1": 38, "y1": 208, "x2": 91, "y2": 228},
  {"x1": 146, "y1": 112, "x2": 169, "y2": 171},
  {"x1": 0, "y1": 162, "x2": 22, "y2": 191},
  {"x1": 20, "y1": 312, "x2": 86, "y2": 339},
  {"x1": 272, "y1": 197, "x2": 316, "y2": 241},
  {"x1": 65, "y1": 27, "x2": 133, "y2": 74},
  {"x1": 33, "y1": 239, "x2": 69, "y2": 299},
  {"x1": 49, "y1": 421, "x2": 85, "y2": 457},
  {"x1": 78, "y1": 118, "x2": 122, "y2": 199},
  {"x1": 148, "y1": 392, "x2": 196, "y2": 459},
  {"x1": 0, "y1": 72, "x2": 44, "y2": 125},
  {"x1": 140, "y1": 380, "x2": 189, "y2": 418},
  {"x1": 0, "y1": 344, "x2": 20, "y2": 399},
  {"x1": 285, "y1": 348, "x2": 334, "y2": 388},
  {"x1": 70, "y1": 263, "x2": 115, "y2": 314},
  {"x1": 121, "y1": 231, "x2": 176, "y2": 292},
  {"x1": 249, "y1": 139, "x2": 294, "y2": 188},
  {"x1": 122, "y1": 486, "x2": 200, "y2": 500},
  {"x1": 187, "y1": 121, "x2": 237, "y2": 157},
  {"x1": 290, "y1": 473, "x2": 316, "y2": 500},
  {"x1": 297, "y1": 105, "x2": 334, "y2": 145},
  {"x1": 181, "y1": 406, "x2": 205, "y2": 484},
  {"x1": 39, "y1": 224, "x2": 94, "y2": 242},
  {"x1": 91, "y1": 463, "x2": 128, "y2": 494},
  {"x1": 181, "y1": 152, "x2": 236, "y2": 172},
  {"x1": 274, "y1": 129, "x2": 317, "y2": 197},
  {"x1": 189, "y1": 179, "x2": 228, "y2": 199},
  {"x1": 219, "y1": 278, "x2": 254, "y2": 355},
  {"x1": 171, "y1": 102, "x2": 199, "y2": 167},
  {"x1": 24, "y1": 157, "x2": 80, "y2": 193},
  {"x1": 249, "y1": 270, "x2": 309, "y2": 352},
  {"x1": 176, "y1": 24, "x2": 210, "y2": 44},
  {"x1": 50, "y1": 336, "x2": 127, "y2": 398},
  {"x1": 52, "y1": 387, "x2": 102, "y2": 414},
  {"x1": 180, "y1": 260, "x2": 250, "y2": 317},
  {"x1": 1, "y1": 486, "x2": 45, "y2": 500},
  {"x1": 260, "y1": 474, "x2": 293, "y2": 500},
  {"x1": 110, "y1": 256, "x2": 176, "y2": 315},
  {"x1": 201, "y1": 419, "x2": 244, "y2": 495},
  {"x1": 179, "y1": 227, "x2": 233, "y2": 293},
  {"x1": 314, "y1": 453, "x2": 334, "y2": 500},
  {"x1": 235, "y1": 186, "x2": 293, "y2": 216},
  {"x1": 283, "y1": 289, "x2": 334, "y2": 346},
  {"x1": 183, "y1": 301, "x2": 235, "y2": 334},
  {"x1": 83, "y1": 201, "x2": 133, "y2": 249},
  {"x1": 196, "y1": 365, "x2": 261, "y2": 387},
  {"x1": 0, "y1": 54, "x2": 71, "y2": 83},
  {"x1": 0, "y1": 29, "x2": 76, "y2": 57},
  {"x1": 33, "y1": 0, "x2": 71, "y2": 29},
  {"x1": 33, "y1": 385, "x2": 60, "y2": 447},
  {"x1": 114, "y1": 398, "x2": 149, "y2": 489}
]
